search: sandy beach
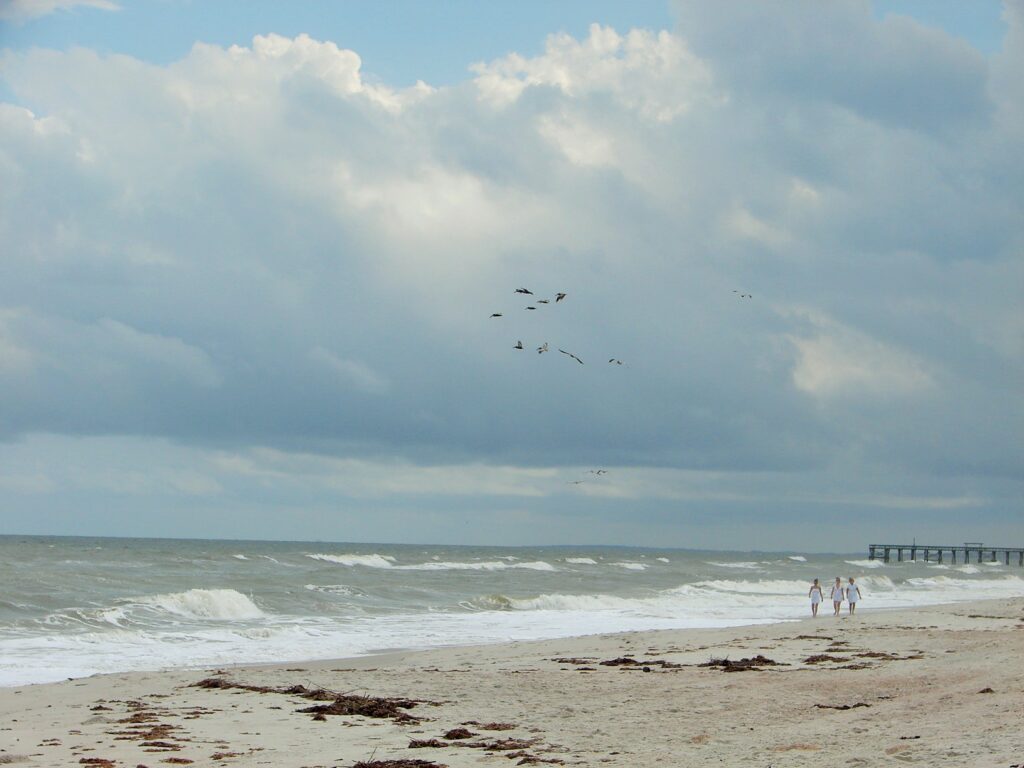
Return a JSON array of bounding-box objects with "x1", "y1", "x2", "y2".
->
[{"x1": 1, "y1": 597, "x2": 1021, "y2": 767}]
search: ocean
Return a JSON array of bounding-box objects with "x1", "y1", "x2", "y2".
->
[{"x1": 2, "y1": 535, "x2": 1021, "y2": 687}]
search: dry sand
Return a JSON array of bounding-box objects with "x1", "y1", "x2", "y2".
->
[{"x1": 1, "y1": 597, "x2": 1021, "y2": 767}]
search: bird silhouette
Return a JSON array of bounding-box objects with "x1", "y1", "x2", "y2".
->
[
  {"x1": 515, "y1": 288, "x2": 533, "y2": 295},
  {"x1": 588, "y1": 469, "x2": 608, "y2": 475},
  {"x1": 559, "y1": 349, "x2": 584, "y2": 365},
  {"x1": 526, "y1": 306, "x2": 536, "y2": 310},
  {"x1": 608, "y1": 358, "x2": 623, "y2": 365},
  {"x1": 490, "y1": 313, "x2": 503, "y2": 318},
  {"x1": 537, "y1": 299, "x2": 550, "y2": 304},
  {"x1": 555, "y1": 293, "x2": 567, "y2": 302},
  {"x1": 537, "y1": 342, "x2": 549, "y2": 354},
  {"x1": 514, "y1": 340, "x2": 523, "y2": 350}
]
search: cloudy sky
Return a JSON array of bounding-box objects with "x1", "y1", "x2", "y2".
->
[{"x1": 0, "y1": 0, "x2": 1021, "y2": 551}]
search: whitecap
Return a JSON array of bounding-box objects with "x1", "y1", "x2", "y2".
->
[
  {"x1": 612, "y1": 562, "x2": 647, "y2": 571},
  {"x1": 787, "y1": 555, "x2": 807, "y2": 562},
  {"x1": 844, "y1": 559, "x2": 885, "y2": 569},
  {"x1": 307, "y1": 553, "x2": 396, "y2": 568},
  {"x1": 564, "y1": 557, "x2": 598, "y2": 565}
]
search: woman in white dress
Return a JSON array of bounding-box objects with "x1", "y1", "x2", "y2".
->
[
  {"x1": 808, "y1": 578, "x2": 824, "y2": 617},
  {"x1": 846, "y1": 577, "x2": 862, "y2": 615},
  {"x1": 830, "y1": 577, "x2": 844, "y2": 616}
]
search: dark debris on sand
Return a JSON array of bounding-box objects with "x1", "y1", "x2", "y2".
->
[
  {"x1": 599, "y1": 657, "x2": 682, "y2": 669},
  {"x1": 352, "y1": 761, "x2": 448, "y2": 768},
  {"x1": 191, "y1": 678, "x2": 425, "y2": 723},
  {"x1": 698, "y1": 655, "x2": 784, "y2": 672},
  {"x1": 461, "y1": 721, "x2": 517, "y2": 731}
]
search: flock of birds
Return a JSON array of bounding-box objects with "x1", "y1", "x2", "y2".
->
[
  {"x1": 489, "y1": 287, "x2": 623, "y2": 366},
  {"x1": 488, "y1": 284, "x2": 753, "y2": 486}
]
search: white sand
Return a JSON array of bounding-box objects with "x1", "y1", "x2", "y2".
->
[{"x1": 1, "y1": 597, "x2": 1021, "y2": 767}]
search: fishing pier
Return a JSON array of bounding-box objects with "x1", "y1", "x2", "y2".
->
[{"x1": 868, "y1": 542, "x2": 1024, "y2": 566}]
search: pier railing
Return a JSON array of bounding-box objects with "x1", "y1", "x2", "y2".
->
[{"x1": 868, "y1": 543, "x2": 1024, "y2": 566}]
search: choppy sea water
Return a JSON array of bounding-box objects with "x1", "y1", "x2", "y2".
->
[{"x1": 1, "y1": 535, "x2": 1021, "y2": 687}]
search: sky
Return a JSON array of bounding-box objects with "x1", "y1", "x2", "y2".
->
[{"x1": 0, "y1": 0, "x2": 1021, "y2": 551}]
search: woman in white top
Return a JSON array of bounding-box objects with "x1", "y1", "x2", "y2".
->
[
  {"x1": 808, "y1": 578, "x2": 824, "y2": 617},
  {"x1": 846, "y1": 577, "x2": 862, "y2": 615}
]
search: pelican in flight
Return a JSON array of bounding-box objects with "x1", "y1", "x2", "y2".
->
[
  {"x1": 555, "y1": 292, "x2": 567, "y2": 302},
  {"x1": 588, "y1": 469, "x2": 608, "y2": 475},
  {"x1": 514, "y1": 340, "x2": 523, "y2": 350},
  {"x1": 559, "y1": 349, "x2": 584, "y2": 364},
  {"x1": 515, "y1": 287, "x2": 533, "y2": 295},
  {"x1": 537, "y1": 342, "x2": 549, "y2": 354},
  {"x1": 608, "y1": 358, "x2": 623, "y2": 365},
  {"x1": 526, "y1": 306, "x2": 537, "y2": 310},
  {"x1": 490, "y1": 313, "x2": 503, "y2": 318},
  {"x1": 537, "y1": 299, "x2": 550, "y2": 304}
]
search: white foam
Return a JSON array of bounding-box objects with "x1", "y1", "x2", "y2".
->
[
  {"x1": 844, "y1": 559, "x2": 885, "y2": 569},
  {"x1": 787, "y1": 556, "x2": 807, "y2": 562},
  {"x1": 612, "y1": 562, "x2": 647, "y2": 570},
  {"x1": 564, "y1": 557, "x2": 598, "y2": 565},
  {"x1": 307, "y1": 553, "x2": 396, "y2": 568},
  {"x1": 656, "y1": 557, "x2": 670, "y2": 563},
  {"x1": 232, "y1": 554, "x2": 249, "y2": 560},
  {"x1": 136, "y1": 589, "x2": 264, "y2": 620}
]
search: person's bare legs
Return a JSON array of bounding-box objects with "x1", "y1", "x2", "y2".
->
[
  {"x1": 833, "y1": 601, "x2": 841, "y2": 616},
  {"x1": 812, "y1": 602, "x2": 819, "y2": 617}
]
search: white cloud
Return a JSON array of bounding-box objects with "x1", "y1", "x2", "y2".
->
[
  {"x1": 0, "y1": 0, "x2": 117, "y2": 22},
  {"x1": 785, "y1": 309, "x2": 934, "y2": 399},
  {"x1": 310, "y1": 346, "x2": 389, "y2": 394},
  {"x1": 472, "y1": 23, "x2": 717, "y2": 121}
]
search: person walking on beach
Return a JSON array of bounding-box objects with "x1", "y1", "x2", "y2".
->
[
  {"x1": 830, "y1": 576, "x2": 844, "y2": 616},
  {"x1": 846, "y1": 577, "x2": 862, "y2": 615},
  {"x1": 808, "y1": 578, "x2": 824, "y2": 617}
]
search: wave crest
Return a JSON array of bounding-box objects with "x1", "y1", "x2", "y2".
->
[{"x1": 136, "y1": 589, "x2": 264, "y2": 620}]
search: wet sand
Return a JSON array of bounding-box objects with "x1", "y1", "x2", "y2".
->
[{"x1": 1, "y1": 597, "x2": 1021, "y2": 767}]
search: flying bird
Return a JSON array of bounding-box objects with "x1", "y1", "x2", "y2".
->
[
  {"x1": 515, "y1": 288, "x2": 533, "y2": 295},
  {"x1": 555, "y1": 293, "x2": 567, "y2": 302},
  {"x1": 490, "y1": 313, "x2": 503, "y2": 318},
  {"x1": 608, "y1": 358, "x2": 623, "y2": 365},
  {"x1": 567, "y1": 480, "x2": 584, "y2": 485},
  {"x1": 537, "y1": 299, "x2": 550, "y2": 304},
  {"x1": 537, "y1": 342, "x2": 549, "y2": 354},
  {"x1": 526, "y1": 306, "x2": 537, "y2": 310},
  {"x1": 588, "y1": 469, "x2": 608, "y2": 475},
  {"x1": 514, "y1": 340, "x2": 523, "y2": 350},
  {"x1": 559, "y1": 349, "x2": 584, "y2": 365}
]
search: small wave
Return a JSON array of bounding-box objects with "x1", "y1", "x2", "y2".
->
[
  {"x1": 307, "y1": 553, "x2": 396, "y2": 568},
  {"x1": 612, "y1": 562, "x2": 647, "y2": 571},
  {"x1": 466, "y1": 592, "x2": 637, "y2": 612},
  {"x1": 397, "y1": 560, "x2": 556, "y2": 572},
  {"x1": 844, "y1": 559, "x2": 885, "y2": 569},
  {"x1": 787, "y1": 556, "x2": 807, "y2": 562},
  {"x1": 656, "y1": 557, "x2": 670, "y2": 563},
  {"x1": 232, "y1": 554, "x2": 249, "y2": 560},
  {"x1": 707, "y1": 561, "x2": 762, "y2": 569},
  {"x1": 136, "y1": 589, "x2": 264, "y2": 620},
  {"x1": 956, "y1": 565, "x2": 981, "y2": 574},
  {"x1": 304, "y1": 584, "x2": 358, "y2": 596},
  {"x1": 694, "y1": 578, "x2": 809, "y2": 594},
  {"x1": 564, "y1": 557, "x2": 598, "y2": 565}
]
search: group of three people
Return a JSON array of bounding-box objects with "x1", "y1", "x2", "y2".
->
[{"x1": 808, "y1": 576, "x2": 861, "y2": 617}]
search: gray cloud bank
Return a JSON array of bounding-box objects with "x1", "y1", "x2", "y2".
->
[{"x1": 0, "y1": 1, "x2": 1021, "y2": 545}]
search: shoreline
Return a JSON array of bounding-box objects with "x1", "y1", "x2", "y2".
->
[{"x1": 2, "y1": 596, "x2": 1021, "y2": 766}]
